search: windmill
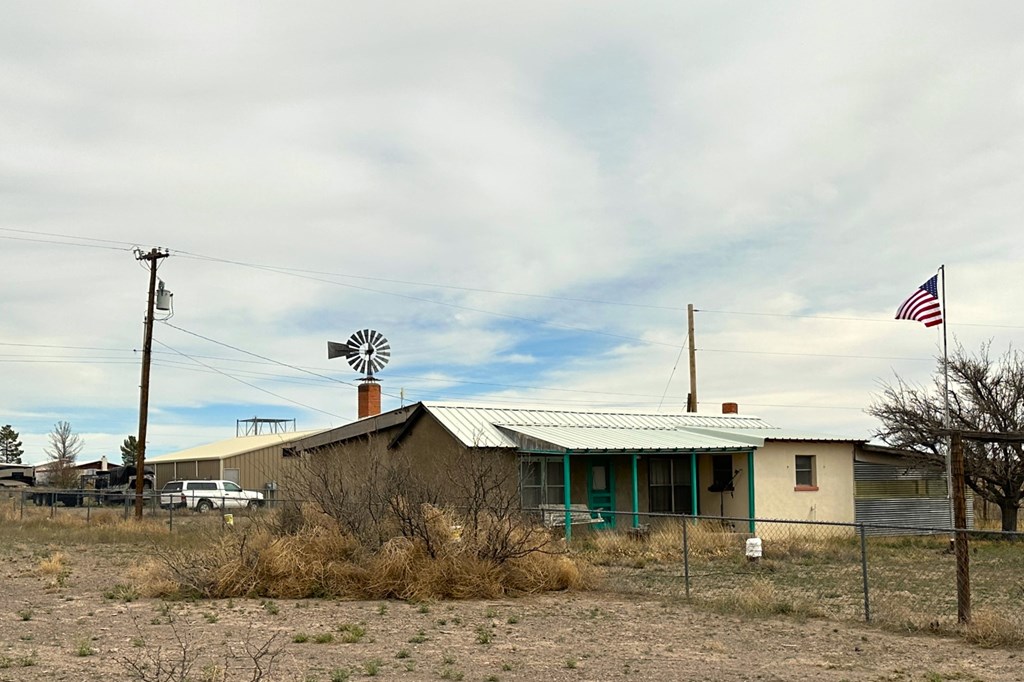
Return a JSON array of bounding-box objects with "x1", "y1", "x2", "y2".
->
[{"x1": 328, "y1": 329, "x2": 390, "y2": 418}]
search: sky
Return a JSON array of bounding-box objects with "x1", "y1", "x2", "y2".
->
[{"x1": 3, "y1": 2, "x2": 1024, "y2": 465}]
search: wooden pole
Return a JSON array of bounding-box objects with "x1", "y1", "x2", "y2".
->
[
  {"x1": 135, "y1": 248, "x2": 168, "y2": 520},
  {"x1": 687, "y1": 304, "x2": 697, "y2": 412},
  {"x1": 951, "y1": 430, "x2": 971, "y2": 623}
]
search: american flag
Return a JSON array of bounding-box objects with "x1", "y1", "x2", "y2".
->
[{"x1": 895, "y1": 275, "x2": 943, "y2": 327}]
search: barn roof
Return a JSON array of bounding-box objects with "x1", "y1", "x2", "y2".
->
[{"x1": 149, "y1": 429, "x2": 326, "y2": 463}]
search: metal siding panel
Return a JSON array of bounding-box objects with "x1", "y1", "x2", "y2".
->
[
  {"x1": 197, "y1": 459, "x2": 219, "y2": 480},
  {"x1": 856, "y1": 495, "x2": 974, "y2": 534},
  {"x1": 175, "y1": 461, "x2": 197, "y2": 480},
  {"x1": 155, "y1": 463, "x2": 175, "y2": 488}
]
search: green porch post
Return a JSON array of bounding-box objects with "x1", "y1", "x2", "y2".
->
[
  {"x1": 690, "y1": 452, "x2": 698, "y2": 516},
  {"x1": 747, "y1": 450, "x2": 755, "y2": 534},
  {"x1": 563, "y1": 453, "x2": 572, "y2": 541},
  {"x1": 631, "y1": 454, "x2": 639, "y2": 529}
]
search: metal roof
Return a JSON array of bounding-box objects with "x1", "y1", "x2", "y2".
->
[
  {"x1": 421, "y1": 403, "x2": 780, "y2": 450},
  {"x1": 497, "y1": 424, "x2": 759, "y2": 452},
  {"x1": 148, "y1": 430, "x2": 327, "y2": 463},
  {"x1": 684, "y1": 426, "x2": 867, "y2": 444}
]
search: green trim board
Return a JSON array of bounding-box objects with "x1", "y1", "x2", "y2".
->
[
  {"x1": 631, "y1": 454, "x2": 639, "y2": 528},
  {"x1": 691, "y1": 452, "x2": 698, "y2": 516},
  {"x1": 563, "y1": 454, "x2": 572, "y2": 539},
  {"x1": 747, "y1": 449, "x2": 755, "y2": 533}
]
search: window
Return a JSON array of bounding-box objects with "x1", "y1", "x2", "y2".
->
[
  {"x1": 795, "y1": 455, "x2": 817, "y2": 489},
  {"x1": 223, "y1": 481, "x2": 242, "y2": 492},
  {"x1": 710, "y1": 454, "x2": 735, "y2": 492},
  {"x1": 649, "y1": 458, "x2": 692, "y2": 514},
  {"x1": 188, "y1": 481, "x2": 218, "y2": 491},
  {"x1": 519, "y1": 457, "x2": 565, "y2": 508}
]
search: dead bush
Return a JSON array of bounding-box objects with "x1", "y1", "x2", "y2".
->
[{"x1": 141, "y1": 505, "x2": 592, "y2": 601}]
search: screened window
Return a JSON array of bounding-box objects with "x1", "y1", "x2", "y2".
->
[
  {"x1": 795, "y1": 455, "x2": 817, "y2": 488},
  {"x1": 649, "y1": 458, "x2": 692, "y2": 514},
  {"x1": 520, "y1": 457, "x2": 566, "y2": 509},
  {"x1": 711, "y1": 454, "x2": 735, "y2": 492}
]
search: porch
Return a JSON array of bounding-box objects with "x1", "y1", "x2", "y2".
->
[{"x1": 519, "y1": 448, "x2": 757, "y2": 540}]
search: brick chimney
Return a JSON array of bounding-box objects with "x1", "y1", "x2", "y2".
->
[
  {"x1": 722, "y1": 402, "x2": 739, "y2": 415},
  {"x1": 358, "y1": 380, "x2": 381, "y2": 418}
]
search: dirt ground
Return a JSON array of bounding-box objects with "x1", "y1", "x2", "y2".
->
[{"x1": 0, "y1": 542, "x2": 1021, "y2": 682}]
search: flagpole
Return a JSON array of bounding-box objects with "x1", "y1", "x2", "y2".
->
[{"x1": 940, "y1": 264, "x2": 954, "y2": 531}]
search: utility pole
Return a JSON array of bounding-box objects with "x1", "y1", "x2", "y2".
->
[
  {"x1": 134, "y1": 247, "x2": 169, "y2": 519},
  {"x1": 687, "y1": 304, "x2": 697, "y2": 412}
]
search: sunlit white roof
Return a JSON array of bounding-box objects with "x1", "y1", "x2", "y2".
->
[
  {"x1": 422, "y1": 403, "x2": 780, "y2": 451},
  {"x1": 149, "y1": 430, "x2": 327, "y2": 463}
]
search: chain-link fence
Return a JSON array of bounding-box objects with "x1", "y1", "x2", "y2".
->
[
  {"x1": 1, "y1": 488, "x2": 278, "y2": 531},
  {"x1": 563, "y1": 510, "x2": 1024, "y2": 631},
  {"x1": 5, "y1": 489, "x2": 1022, "y2": 632}
]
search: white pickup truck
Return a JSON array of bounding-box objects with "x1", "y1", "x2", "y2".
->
[{"x1": 159, "y1": 480, "x2": 264, "y2": 512}]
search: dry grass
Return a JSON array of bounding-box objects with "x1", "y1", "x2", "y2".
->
[
  {"x1": 37, "y1": 551, "x2": 66, "y2": 577},
  {"x1": 140, "y1": 505, "x2": 594, "y2": 601},
  {"x1": 698, "y1": 577, "x2": 823, "y2": 619},
  {"x1": 872, "y1": 598, "x2": 1024, "y2": 648},
  {"x1": 960, "y1": 610, "x2": 1024, "y2": 648}
]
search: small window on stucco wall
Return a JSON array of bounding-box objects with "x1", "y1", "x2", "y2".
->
[{"x1": 795, "y1": 455, "x2": 817, "y2": 489}]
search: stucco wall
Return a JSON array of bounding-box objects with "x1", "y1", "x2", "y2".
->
[
  {"x1": 697, "y1": 452, "x2": 752, "y2": 519},
  {"x1": 753, "y1": 441, "x2": 856, "y2": 523}
]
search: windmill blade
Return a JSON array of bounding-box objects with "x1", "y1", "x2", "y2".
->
[
  {"x1": 370, "y1": 357, "x2": 388, "y2": 374},
  {"x1": 348, "y1": 355, "x2": 369, "y2": 374}
]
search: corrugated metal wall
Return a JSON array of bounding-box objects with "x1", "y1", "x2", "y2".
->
[
  {"x1": 197, "y1": 460, "x2": 220, "y2": 480},
  {"x1": 155, "y1": 463, "x2": 176, "y2": 489},
  {"x1": 854, "y1": 461, "x2": 974, "y2": 534}
]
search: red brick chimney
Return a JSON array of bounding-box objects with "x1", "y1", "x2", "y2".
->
[
  {"x1": 722, "y1": 402, "x2": 739, "y2": 415},
  {"x1": 358, "y1": 380, "x2": 381, "y2": 418}
]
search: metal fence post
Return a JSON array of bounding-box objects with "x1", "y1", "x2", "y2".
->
[
  {"x1": 682, "y1": 515, "x2": 691, "y2": 600},
  {"x1": 168, "y1": 499, "x2": 173, "y2": 532},
  {"x1": 86, "y1": 495, "x2": 91, "y2": 524},
  {"x1": 20, "y1": 491, "x2": 24, "y2": 520},
  {"x1": 859, "y1": 523, "x2": 870, "y2": 622}
]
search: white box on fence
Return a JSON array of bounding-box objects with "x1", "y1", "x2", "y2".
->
[{"x1": 745, "y1": 537, "x2": 763, "y2": 560}]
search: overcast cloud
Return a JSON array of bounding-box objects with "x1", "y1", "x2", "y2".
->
[{"x1": 3, "y1": 2, "x2": 1024, "y2": 464}]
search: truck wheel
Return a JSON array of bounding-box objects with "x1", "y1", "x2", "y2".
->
[
  {"x1": 195, "y1": 499, "x2": 213, "y2": 513},
  {"x1": 247, "y1": 500, "x2": 260, "y2": 510}
]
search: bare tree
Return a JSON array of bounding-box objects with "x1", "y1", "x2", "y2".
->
[
  {"x1": 868, "y1": 342, "x2": 1024, "y2": 531},
  {"x1": 44, "y1": 420, "x2": 84, "y2": 489},
  {"x1": 284, "y1": 435, "x2": 553, "y2": 561}
]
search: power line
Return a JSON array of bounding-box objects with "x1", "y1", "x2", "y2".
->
[
  {"x1": 698, "y1": 348, "x2": 932, "y2": 362},
  {"x1": 174, "y1": 253, "x2": 682, "y2": 349},
  {"x1": 0, "y1": 227, "x2": 139, "y2": 247},
  {"x1": 5, "y1": 226, "x2": 1021, "y2": 329},
  {"x1": 0, "y1": 234, "x2": 132, "y2": 252},
  {"x1": 152, "y1": 339, "x2": 346, "y2": 419},
  {"x1": 159, "y1": 321, "x2": 362, "y2": 389},
  {"x1": 174, "y1": 249, "x2": 685, "y2": 312},
  {"x1": 697, "y1": 308, "x2": 1024, "y2": 330}
]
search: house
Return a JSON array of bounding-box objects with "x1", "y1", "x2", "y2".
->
[
  {"x1": 33, "y1": 456, "x2": 112, "y2": 486},
  {"x1": 287, "y1": 401, "x2": 903, "y2": 536},
  {"x1": 149, "y1": 400, "x2": 961, "y2": 535}
]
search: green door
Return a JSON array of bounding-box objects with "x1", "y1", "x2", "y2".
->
[{"x1": 587, "y1": 458, "x2": 615, "y2": 529}]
